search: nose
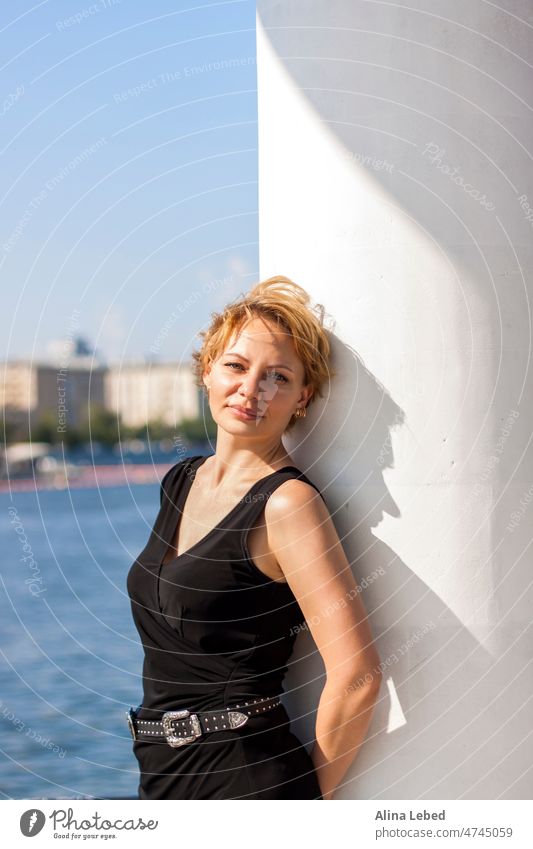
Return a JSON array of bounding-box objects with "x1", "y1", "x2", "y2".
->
[
  {"x1": 237, "y1": 369, "x2": 263, "y2": 400},
  {"x1": 238, "y1": 380, "x2": 259, "y2": 401},
  {"x1": 238, "y1": 372, "x2": 280, "y2": 410}
]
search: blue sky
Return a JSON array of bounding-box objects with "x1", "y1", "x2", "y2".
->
[{"x1": 0, "y1": 0, "x2": 258, "y2": 365}]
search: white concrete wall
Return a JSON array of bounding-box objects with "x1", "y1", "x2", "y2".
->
[{"x1": 257, "y1": 0, "x2": 533, "y2": 799}]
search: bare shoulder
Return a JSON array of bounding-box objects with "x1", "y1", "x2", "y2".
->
[
  {"x1": 270, "y1": 475, "x2": 322, "y2": 499},
  {"x1": 265, "y1": 476, "x2": 325, "y2": 518},
  {"x1": 263, "y1": 477, "x2": 333, "y2": 566}
]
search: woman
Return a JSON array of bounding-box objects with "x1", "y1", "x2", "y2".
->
[{"x1": 126, "y1": 276, "x2": 382, "y2": 799}]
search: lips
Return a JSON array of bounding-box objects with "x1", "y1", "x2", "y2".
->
[{"x1": 229, "y1": 405, "x2": 262, "y2": 418}]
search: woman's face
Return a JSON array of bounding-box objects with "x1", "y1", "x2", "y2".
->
[{"x1": 203, "y1": 317, "x2": 313, "y2": 436}]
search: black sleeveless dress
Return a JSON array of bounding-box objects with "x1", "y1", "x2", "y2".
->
[{"x1": 126, "y1": 454, "x2": 325, "y2": 799}]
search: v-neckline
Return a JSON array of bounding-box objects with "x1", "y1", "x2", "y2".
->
[{"x1": 160, "y1": 455, "x2": 301, "y2": 567}]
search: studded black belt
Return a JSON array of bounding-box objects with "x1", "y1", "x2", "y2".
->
[{"x1": 126, "y1": 695, "x2": 281, "y2": 747}]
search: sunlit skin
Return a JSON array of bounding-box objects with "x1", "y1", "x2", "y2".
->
[
  {"x1": 170, "y1": 315, "x2": 382, "y2": 799},
  {"x1": 202, "y1": 316, "x2": 314, "y2": 480}
]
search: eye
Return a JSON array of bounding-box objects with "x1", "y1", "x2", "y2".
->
[
  {"x1": 224, "y1": 362, "x2": 288, "y2": 382},
  {"x1": 266, "y1": 370, "x2": 289, "y2": 383}
]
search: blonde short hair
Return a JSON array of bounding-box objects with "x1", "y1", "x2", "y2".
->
[{"x1": 191, "y1": 275, "x2": 336, "y2": 432}]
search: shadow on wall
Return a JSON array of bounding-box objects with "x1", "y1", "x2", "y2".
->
[
  {"x1": 257, "y1": 0, "x2": 533, "y2": 799},
  {"x1": 283, "y1": 334, "x2": 496, "y2": 799}
]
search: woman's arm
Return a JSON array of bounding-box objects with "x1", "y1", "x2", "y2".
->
[
  {"x1": 310, "y1": 670, "x2": 381, "y2": 799},
  {"x1": 265, "y1": 479, "x2": 383, "y2": 800}
]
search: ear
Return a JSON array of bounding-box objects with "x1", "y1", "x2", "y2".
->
[{"x1": 299, "y1": 383, "x2": 314, "y2": 407}]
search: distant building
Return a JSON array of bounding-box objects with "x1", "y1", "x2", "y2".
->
[
  {"x1": 105, "y1": 363, "x2": 199, "y2": 427},
  {"x1": 0, "y1": 360, "x2": 37, "y2": 429},
  {"x1": 37, "y1": 363, "x2": 107, "y2": 430},
  {"x1": 1, "y1": 353, "x2": 200, "y2": 436},
  {"x1": 0, "y1": 360, "x2": 107, "y2": 431}
]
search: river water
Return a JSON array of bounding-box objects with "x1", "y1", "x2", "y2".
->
[{"x1": 0, "y1": 448, "x2": 207, "y2": 799}]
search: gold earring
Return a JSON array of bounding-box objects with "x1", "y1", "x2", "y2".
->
[{"x1": 295, "y1": 406, "x2": 307, "y2": 418}]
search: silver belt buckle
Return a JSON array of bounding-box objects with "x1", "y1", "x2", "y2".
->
[
  {"x1": 162, "y1": 709, "x2": 202, "y2": 747},
  {"x1": 126, "y1": 708, "x2": 138, "y2": 741}
]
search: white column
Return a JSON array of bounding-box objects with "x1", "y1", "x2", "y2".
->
[{"x1": 257, "y1": 0, "x2": 533, "y2": 799}]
